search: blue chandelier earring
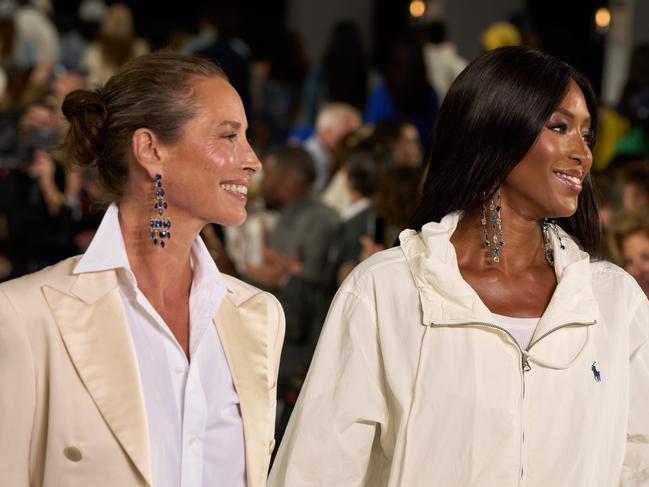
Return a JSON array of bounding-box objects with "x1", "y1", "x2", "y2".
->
[
  {"x1": 481, "y1": 189, "x2": 504, "y2": 263},
  {"x1": 149, "y1": 174, "x2": 171, "y2": 248}
]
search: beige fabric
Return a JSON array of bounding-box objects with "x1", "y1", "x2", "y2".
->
[{"x1": 0, "y1": 256, "x2": 284, "y2": 487}]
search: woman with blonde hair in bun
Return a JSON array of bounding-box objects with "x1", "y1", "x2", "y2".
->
[{"x1": 0, "y1": 51, "x2": 284, "y2": 487}]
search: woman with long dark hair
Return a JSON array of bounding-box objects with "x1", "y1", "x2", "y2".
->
[{"x1": 269, "y1": 47, "x2": 649, "y2": 486}]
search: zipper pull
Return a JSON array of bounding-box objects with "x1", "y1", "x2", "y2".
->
[{"x1": 522, "y1": 354, "x2": 531, "y2": 372}]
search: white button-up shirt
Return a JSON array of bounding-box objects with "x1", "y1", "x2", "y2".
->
[{"x1": 75, "y1": 203, "x2": 246, "y2": 487}]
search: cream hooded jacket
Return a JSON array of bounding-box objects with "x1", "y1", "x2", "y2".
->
[{"x1": 269, "y1": 212, "x2": 649, "y2": 487}]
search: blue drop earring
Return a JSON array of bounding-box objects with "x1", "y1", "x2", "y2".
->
[
  {"x1": 149, "y1": 173, "x2": 171, "y2": 248},
  {"x1": 481, "y1": 189, "x2": 504, "y2": 263}
]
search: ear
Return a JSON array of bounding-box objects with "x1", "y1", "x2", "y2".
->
[{"x1": 131, "y1": 128, "x2": 166, "y2": 180}]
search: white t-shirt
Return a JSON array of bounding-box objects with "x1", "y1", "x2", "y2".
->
[{"x1": 492, "y1": 313, "x2": 541, "y2": 350}]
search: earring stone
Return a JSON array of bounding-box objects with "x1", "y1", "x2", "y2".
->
[{"x1": 149, "y1": 174, "x2": 172, "y2": 248}]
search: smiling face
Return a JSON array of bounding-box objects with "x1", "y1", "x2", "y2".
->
[
  {"x1": 160, "y1": 77, "x2": 261, "y2": 227},
  {"x1": 500, "y1": 80, "x2": 594, "y2": 220}
]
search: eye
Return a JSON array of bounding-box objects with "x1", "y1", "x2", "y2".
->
[
  {"x1": 222, "y1": 133, "x2": 237, "y2": 142},
  {"x1": 581, "y1": 130, "x2": 594, "y2": 145},
  {"x1": 547, "y1": 122, "x2": 567, "y2": 134}
]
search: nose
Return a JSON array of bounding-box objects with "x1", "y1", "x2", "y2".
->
[
  {"x1": 570, "y1": 132, "x2": 592, "y2": 170},
  {"x1": 242, "y1": 139, "x2": 262, "y2": 174}
]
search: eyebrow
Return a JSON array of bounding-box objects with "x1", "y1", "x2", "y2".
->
[
  {"x1": 218, "y1": 120, "x2": 242, "y2": 130},
  {"x1": 554, "y1": 108, "x2": 591, "y2": 126}
]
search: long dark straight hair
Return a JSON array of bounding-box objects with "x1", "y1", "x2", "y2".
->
[{"x1": 407, "y1": 46, "x2": 601, "y2": 254}]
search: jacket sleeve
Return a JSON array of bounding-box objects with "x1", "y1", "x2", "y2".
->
[
  {"x1": 621, "y1": 295, "x2": 649, "y2": 486},
  {"x1": 0, "y1": 290, "x2": 35, "y2": 487},
  {"x1": 268, "y1": 286, "x2": 388, "y2": 486}
]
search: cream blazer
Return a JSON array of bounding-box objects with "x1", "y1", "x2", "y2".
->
[{"x1": 0, "y1": 256, "x2": 285, "y2": 487}]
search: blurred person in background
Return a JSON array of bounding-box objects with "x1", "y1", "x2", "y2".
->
[
  {"x1": 372, "y1": 117, "x2": 423, "y2": 167},
  {"x1": 0, "y1": 52, "x2": 284, "y2": 487},
  {"x1": 608, "y1": 44, "x2": 649, "y2": 165},
  {"x1": 302, "y1": 102, "x2": 361, "y2": 193},
  {"x1": 246, "y1": 146, "x2": 338, "y2": 349},
  {"x1": 58, "y1": 0, "x2": 106, "y2": 73},
  {"x1": 12, "y1": 0, "x2": 60, "y2": 70},
  {"x1": 611, "y1": 211, "x2": 649, "y2": 297},
  {"x1": 254, "y1": 29, "x2": 308, "y2": 151},
  {"x1": 617, "y1": 162, "x2": 649, "y2": 213},
  {"x1": 364, "y1": 32, "x2": 439, "y2": 150},
  {"x1": 421, "y1": 20, "x2": 468, "y2": 100},
  {"x1": 326, "y1": 140, "x2": 392, "y2": 288},
  {"x1": 480, "y1": 20, "x2": 522, "y2": 52},
  {"x1": 196, "y1": 2, "x2": 252, "y2": 116},
  {"x1": 297, "y1": 20, "x2": 373, "y2": 131},
  {"x1": 82, "y1": 2, "x2": 149, "y2": 87},
  {"x1": 270, "y1": 46, "x2": 649, "y2": 486}
]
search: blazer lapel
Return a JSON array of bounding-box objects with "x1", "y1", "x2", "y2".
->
[
  {"x1": 43, "y1": 272, "x2": 153, "y2": 486},
  {"x1": 215, "y1": 293, "x2": 270, "y2": 487}
]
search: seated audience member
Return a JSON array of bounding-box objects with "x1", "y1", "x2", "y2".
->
[
  {"x1": 302, "y1": 102, "x2": 362, "y2": 192},
  {"x1": 372, "y1": 117, "x2": 423, "y2": 167},
  {"x1": 244, "y1": 146, "x2": 339, "y2": 348},
  {"x1": 611, "y1": 210, "x2": 649, "y2": 297},
  {"x1": 328, "y1": 144, "x2": 390, "y2": 287},
  {"x1": 617, "y1": 162, "x2": 649, "y2": 213}
]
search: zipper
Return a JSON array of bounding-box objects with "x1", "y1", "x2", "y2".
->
[{"x1": 429, "y1": 320, "x2": 596, "y2": 485}]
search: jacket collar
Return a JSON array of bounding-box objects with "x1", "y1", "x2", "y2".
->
[{"x1": 399, "y1": 212, "x2": 599, "y2": 348}]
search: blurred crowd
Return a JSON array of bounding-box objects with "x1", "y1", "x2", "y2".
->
[{"x1": 1, "y1": 0, "x2": 648, "y2": 440}]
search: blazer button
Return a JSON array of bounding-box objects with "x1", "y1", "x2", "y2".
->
[
  {"x1": 64, "y1": 446, "x2": 82, "y2": 462},
  {"x1": 269, "y1": 439, "x2": 276, "y2": 454}
]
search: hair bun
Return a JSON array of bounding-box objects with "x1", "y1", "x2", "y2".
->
[
  {"x1": 62, "y1": 89, "x2": 108, "y2": 122},
  {"x1": 61, "y1": 89, "x2": 109, "y2": 169}
]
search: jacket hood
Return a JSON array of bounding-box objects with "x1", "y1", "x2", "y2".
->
[{"x1": 399, "y1": 211, "x2": 600, "y2": 369}]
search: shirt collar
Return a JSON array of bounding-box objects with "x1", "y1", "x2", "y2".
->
[
  {"x1": 341, "y1": 198, "x2": 371, "y2": 221},
  {"x1": 74, "y1": 202, "x2": 131, "y2": 275},
  {"x1": 74, "y1": 203, "x2": 229, "y2": 310}
]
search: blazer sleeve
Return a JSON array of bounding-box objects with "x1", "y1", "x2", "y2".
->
[
  {"x1": 621, "y1": 294, "x2": 649, "y2": 486},
  {"x1": 268, "y1": 285, "x2": 388, "y2": 486},
  {"x1": 0, "y1": 290, "x2": 36, "y2": 487}
]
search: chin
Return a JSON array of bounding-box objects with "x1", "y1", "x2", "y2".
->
[
  {"x1": 218, "y1": 211, "x2": 247, "y2": 227},
  {"x1": 544, "y1": 197, "x2": 580, "y2": 219}
]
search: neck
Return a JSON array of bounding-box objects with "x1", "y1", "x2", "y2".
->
[
  {"x1": 118, "y1": 193, "x2": 203, "y2": 303},
  {"x1": 452, "y1": 205, "x2": 549, "y2": 274}
]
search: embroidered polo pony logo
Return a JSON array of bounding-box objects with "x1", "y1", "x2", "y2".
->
[{"x1": 591, "y1": 362, "x2": 601, "y2": 382}]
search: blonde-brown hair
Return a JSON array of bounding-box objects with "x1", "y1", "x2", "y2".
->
[{"x1": 61, "y1": 51, "x2": 226, "y2": 202}]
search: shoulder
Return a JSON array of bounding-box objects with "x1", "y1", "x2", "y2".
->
[
  {"x1": 0, "y1": 256, "x2": 81, "y2": 303},
  {"x1": 590, "y1": 259, "x2": 638, "y2": 287},
  {"x1": 222, "y1": 274, "x2": 283, "y2": 316},
  {"x1": 589, "y1": 259, "x2": 647, "y2": 309},
  {"x1": 340, "y1": 246, "x2": 414, "y2": 297},
  {"x1": 222, "y1": 273, "x2": 265, "y2": 302}
]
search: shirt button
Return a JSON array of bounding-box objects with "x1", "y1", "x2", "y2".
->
[
  {"x1": 64, "y1": 446, "x2": 82, "y2": 462},
  {"x1": 188, "y1": 435, "x2": 198, "y2": 445},
  {"x1": 175, "y1": 367, "x2": 185, "y2": 375}
]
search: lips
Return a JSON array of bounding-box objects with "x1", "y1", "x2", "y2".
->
[{"x1": 553, "y1": 169, "x2": 584, "y2": 192}]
